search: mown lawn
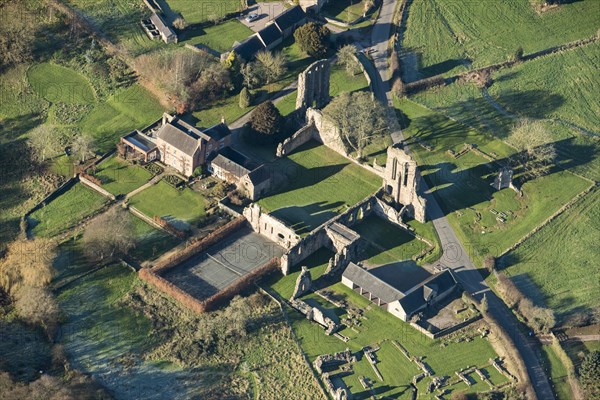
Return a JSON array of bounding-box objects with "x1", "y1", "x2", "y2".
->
[
  {"x1": 403, "y1": 0, "x2": 600, "y2": 78},
  {"x1": 29, "y1": 183, "x2": 109, "y2": 238},
  {"x1": 128, "y1": 180, "x2": 206, "y2": 230},
  {"x1": 500, "y1": 191, "x2": 600, "y2": 322},
  {"x1": 395, "y1": 99, "x2": 592, "y2": 264},
  {"x1": 129, "y1": 214, "x2": 182, "y2": 262},
  {"x1": 258, "y1": 141, "x2": 381, "y2": 234},
  {"x1": 27, "y1": 62, "x2": 96, "y2": 104},
  {"x1": 93, "y1": 155, "x2": 152, "y2": 195},
  {"x1": 352, "y1": 215, "x2": 429, "y2": 265},
  {"x1": 167, "y1": 0, "x2": 241, "y2": 24},
  {"x1": 181, "y1": 19, "x2": 253, "y2": 53}
]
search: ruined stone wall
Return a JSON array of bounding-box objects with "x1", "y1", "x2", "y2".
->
[
  {"x1": 243, "y1": 203, "x2": 301, "y2": 251},
  {"x1": 382, "y1": 145, "x2": 427, "y2": 223},
  {"x1": 276, "y1": 123, "x2": 317, "y2": 157},
  {"x1": 296, "y1": 59, "x2": 331, "y2": 111},
  {"x1": 307, "y1": 108, "x2": 348, "y2": 157}
]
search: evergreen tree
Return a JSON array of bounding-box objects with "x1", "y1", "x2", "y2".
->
[{"x1": 239, "y1": 87, "x2": 251, "y2": 109}]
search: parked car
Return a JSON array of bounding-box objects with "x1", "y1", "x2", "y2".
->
[{"x1": 245, "y1": 13, "x2": 259, "y2": 22}]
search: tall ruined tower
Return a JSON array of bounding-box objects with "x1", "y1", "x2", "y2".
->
[
  {"x1": 296, "y1": 59, "x2": 331, "y2": 112},
  {"x1": 382, "y1": 145, "x2": 426, "y2": 222}
]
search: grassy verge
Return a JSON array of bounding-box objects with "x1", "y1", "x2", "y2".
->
[{"x1": 541, "y1": 345, "x2": 572, "y2": 400}]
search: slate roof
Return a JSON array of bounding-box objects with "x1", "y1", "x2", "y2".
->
[
  {"x1": 257, "y1": 23, "x2": 283, "y2": 48},
  {"x1": 204, "y1": 123, "x2": 232, "y2": 141},
  {"x1": 157, "y1": 123, "x2": 200, "y2": 157},
  {"x1": 150, "y1": 13, "x2": 176, "y2": 38},
  {"x1": 210, "y1": 147, "x2": 252, "y2": 178},
  {"x1": 342, "y1": 263, "x2": 404, "y2": 304},
  {"x1": 246, "y1": 164, "x2": 271, "y2": 185},
  {"x1": 233, "y1": 35, "x2": 266, "y2": 61},
  {"x1": 274, "y1": 5, "x2": 306, "y2": 32},
  {"x1": 397, "y1": 270, "x2": 457, "y2": 316},
  {"x1": 122, "y1": 131, "x2": 157, "y2": 153}
]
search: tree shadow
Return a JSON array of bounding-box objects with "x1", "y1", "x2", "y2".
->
[{"x1": 420, "y1": 58, "x2": 472, "y2": 78}]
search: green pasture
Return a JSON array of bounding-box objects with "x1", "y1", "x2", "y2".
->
[
  {"x1": 28, "y1": 62, "x2": 96, "y2": 104},
  {"x1": 29, "y1": 183, "x2": 109, "y2": 238},
  {"x1": 181, "y1": 19, "x2": 253, "y2": 53},
  {"x1": 403, "y1": 0, "x2": 600, "y2": 78},
  {"x1": 167, "y1": 0, "x2": 241, "y2": 24}
]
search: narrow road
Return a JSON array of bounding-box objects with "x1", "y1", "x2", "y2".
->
[{"x1": 369, "y1": 1, "x2": 555, "y2": 399}]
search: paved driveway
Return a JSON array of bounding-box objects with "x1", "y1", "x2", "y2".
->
[{"x1": 239, "y1": 2, "x2": 287, "y2": 32}]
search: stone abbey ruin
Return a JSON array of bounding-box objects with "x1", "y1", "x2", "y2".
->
[{"x1": 140, "y1": 59, "x2": 457, "y2": 334}]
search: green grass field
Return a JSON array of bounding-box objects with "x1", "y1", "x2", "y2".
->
[
  {"x1": 79, "y1": 84, "x2": 164, "y2": 151},
  {"x1": 93, "y1": 155, "x2": 152, "y2": 195},
  {"x1": 29, "y1": 183, "x2": 109, "y2": 238},
  {"x1": 352, "y1": 215, "x2": 429, "y2": 265},
  {"x1": 129, "y1": 215, "x2": 182, "y2": 261},
  {"x1": 167, "y1": 0, "x2": 241, "y2": 24},
  {"x1": 395, "y1": 99, "x2": 591, "y2": 263},
  {"x1": 28, "y1": 62, "x2": 96, "y2": 104},
  {"x1": 322, "y1": 0, "x2": 370, "y2": 23},
  {"x1": 500, "y1": 191, "x2": 600, "y2": 322},
  {"x1": 258, "y1": 141, "x2": 381, "y2": 234},
  {"x1": 410, "y1": 43, "x2": 600, "y2": 182},
  {"x1": 181, "y1": 19, "x2": 253, "y2": 53},
  {"x1": 128, "y1": 180, "x2": 206, "y2": 230},
  {"x1": 403, "y1": 0, "x2": 600, "y2": 78},
  {"x1": 67, "y1": 0, "x2": 163, "y2": 56}
]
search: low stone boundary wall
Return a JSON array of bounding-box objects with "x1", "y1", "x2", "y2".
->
[
  {"x1": 24, "y1": 177, "x2": 78, "y2": 218},
  {"x1": 139, "y1": 268, "x2": 206, "y2": 313},
  {"x1": 128, "y1": 205, "x2": 176, "y2": 237},
  {"x1": 410, "y1": 314, "x2": 482, "y2": 339},
  {"x1": 80, "y1": 175, "x2": 117, "y2": 201},
  {"x1": 218, "y1": 197, "x2": 242, "y2": 217},
  {"x1": 151, "y1": 216, "x2": 247, "y2": 273}
]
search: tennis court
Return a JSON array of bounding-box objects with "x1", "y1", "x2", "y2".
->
[{"x1": 162, "y1": 226, "x2": 285, "y2": 300}]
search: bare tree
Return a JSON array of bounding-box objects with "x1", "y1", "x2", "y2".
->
[
  {"x1": 255, "y1": 50, "x2": 287, "y2": 85},
  {"x1": 28, "y1": 124, "x2": 63, "y2": 162},
  {"x1": 509, "y1": 119, "x2": 557, "y2": 178},
  {"x1": 323, "y1": 91, "x2": 388, "y2": 159},
  {"x1": 172, "y1": 16, "x2": 188, "y2": 30},
  {"x1": 336, "y1": 44, "x2": 360, "y2": 76},
  {"x1": 14, "y1": 286, "x2": 60, "y2": 335},
  {"x1": 0, "y1": 238, "x2": 57, "y2": 295},
  {"x1": 83, "y1": 207, "x2": 135, "y2": 261},
  {"x1": 71, "y1": 134, "x2": 95, "y2": 163}
]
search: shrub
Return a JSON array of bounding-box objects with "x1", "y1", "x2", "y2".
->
[
  {"x1": 294, "y1": 22, "x2": 330, "y2": 57},
  {"x1": 579, "y1": 351, "x2": 600, "y2": 399},
  {"x1": 249, "y1": 101, "x2": 284, "y2": 141},
  {"x1": 0, "y1": 239, "x2": 57, "y2": 295},
  {"x1": 495, "y1": 272, "x2": 523, "y2": 308},
  {"x1": 173, "y1": 16, "x2": 188, "y2": 30},
  {"x1": 239, "y1": 86, "x2": 251, "y2": 109},
  {"x1": 14, "y1": 286, "x2": 60, "y2": 336}
]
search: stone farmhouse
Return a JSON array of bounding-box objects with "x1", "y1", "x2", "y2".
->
[
  {"x1": 121, "y1": 113, "x2": 232, "y2": 177},
  {"x1": 231, "y1": 6, "x2": 307, "y2": 61},
  {"x1": 207, "y1": 147, "x2": 275, "y2": 201},
  {"x1": 342, "y1": 263, "x2": 458, "y2": 321}
]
